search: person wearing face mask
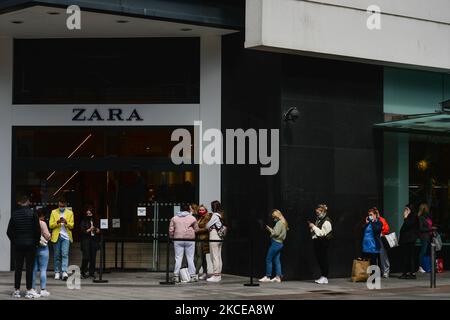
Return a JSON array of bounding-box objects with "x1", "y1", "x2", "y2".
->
[
  {"x1": 80, "y1": 206, "x2": 100, "y2": 279},
  {"x1": 361, "y1": 208, "x2": 383, "y2": 266},
  {"x1": 308, "y1": 204, "x2": 333, "y2": 284},
  {"x1": 49, "y1": 198, "x2": 74, "y2": 281},
  {"x1": 259, "y1": 209, "x2": 289, "y2": 283},
  {"x1": 194, "y1": 204, "x2": 212, "y2": 280}
]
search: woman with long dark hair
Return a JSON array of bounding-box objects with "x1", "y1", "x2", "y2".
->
[
  {"x1": 418, "y1": 203, "x2": 432, "y2": 273},
  {"x1": 79, "y1": 206, "x2": 100, "y2": 279},
  {"x1": 206, "y1": 200, "x2": 225, "y2": 282}
]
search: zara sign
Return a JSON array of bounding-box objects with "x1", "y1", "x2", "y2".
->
[{"x1": 72, "y1": 108, "x2": 143, "y2": 122}]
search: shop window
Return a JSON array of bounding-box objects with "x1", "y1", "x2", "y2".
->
[{"x1": 409, "y1": 135, "x2": 450, "y2": 242}]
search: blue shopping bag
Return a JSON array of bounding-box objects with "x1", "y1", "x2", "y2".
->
[{"x1": 421, "y1": 256, "x2": 432, "y2": 273}]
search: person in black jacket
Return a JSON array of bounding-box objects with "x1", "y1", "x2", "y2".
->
[
  {"x1": 79, "y1": 206, "x2": 100, "y2": 279},
  {"x1": 7, "y1": 194, "x2": 41, "y2": 298},
  {"x1": 398, "y1": 204, "x2": 419, "y2": 279}
]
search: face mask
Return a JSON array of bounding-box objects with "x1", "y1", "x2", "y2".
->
[
  {"x1": 59, "y1": 208, "x2": 65, "y2": 213},
  {"x1": 368, "y1": 216, "x2": 374, "y2": 222},
  {"x1": 199, "y1": 210, "x2": 207, "y2": 216}
]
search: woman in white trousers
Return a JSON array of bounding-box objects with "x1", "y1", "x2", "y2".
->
[{"x1": 206, "y1": 200, "x2": 225, "y2": 282}]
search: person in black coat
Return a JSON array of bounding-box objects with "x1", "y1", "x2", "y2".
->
[
  {"x1": 79, "y1": 207, "x2": 100, "y2": 279},
  {"x1": 398, "y1": 204, "x2": 419, "y2": 279},
  {"x1": 7, "y1": 194, "x2": 41, "y2": 298}
]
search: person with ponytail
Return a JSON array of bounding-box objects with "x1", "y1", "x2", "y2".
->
[{"x1": 259, "y1": 209, "x2": 288, "y2": 283}]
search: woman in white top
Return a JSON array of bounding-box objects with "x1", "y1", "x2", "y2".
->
[
  {"x1": 205, "y1": 200, "x2": 225, "y2": 282},
  {"x1": 308, "y1": 204, "x2": 333, "y2": 284}
]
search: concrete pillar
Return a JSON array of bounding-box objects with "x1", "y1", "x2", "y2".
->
[
  {"x1": 199, "y1": 36, "x2": 222, "y2": 207},
  {"x1": 0, "y1": 37, "x2": 13, "y2": 271}
]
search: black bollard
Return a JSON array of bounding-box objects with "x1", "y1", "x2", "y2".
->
[
  {"x1": 160, "y1": 234, "x2": 175, "y2": 285},
  {"x1": 244, "y1": 231, "x2": 259, "y2": 287}
]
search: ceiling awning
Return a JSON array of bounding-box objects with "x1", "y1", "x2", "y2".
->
[{"x1": 374, "y1": 112, "x2": 450, "y2": 135}]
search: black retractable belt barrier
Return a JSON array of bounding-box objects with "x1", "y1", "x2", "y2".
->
[{"x1": 93, "y1": 233, "x2": 108, "y2": 283}]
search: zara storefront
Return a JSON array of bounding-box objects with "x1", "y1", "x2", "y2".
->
[{"x1": 0, "y1": 2, "x2": 240, "y2": 272}]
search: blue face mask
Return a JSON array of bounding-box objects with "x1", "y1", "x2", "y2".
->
[
  {"x1": 59, "y1": 208, "x2": 65, "y2": 213},
  {"x1": 368, "y1": 215, "x2": 374, "y2": 222}
]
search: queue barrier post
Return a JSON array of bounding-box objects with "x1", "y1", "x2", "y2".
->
[
  {"x1": 159, "y1": 234, "x2": 175, "y2": 285},
  {"x1": 93, "y1": 232, "x2": 108, "y2": 283}
]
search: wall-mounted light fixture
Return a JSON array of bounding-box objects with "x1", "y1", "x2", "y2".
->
[{"x1": 283, "y1": 107, "x2": 300, "y2": 122}]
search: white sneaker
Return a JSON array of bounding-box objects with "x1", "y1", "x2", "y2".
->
[
  {"x1": 190, "y1": 275, "x2": 199, "y2": 282},
  {"x1": 25, "y1": 289, "x2": 40, "y2": 299},
  {"x1": 207, "y1": 275, "x2": 221, "y2": 282},
  {"x1": 199, "y1": 274, "x2": 207, "y2": 280},
  {"x1": 40, "y1": 289, "x2": 50, "y2": 297},
  {"x1": 316, "y1": 276, "x2": 328, "y2": 284},
  {"x1": 12, "y1": 290, "x2": 21, "y2": 298},
  {"x1": 54, "y1": 273, "x2": 60, "y2": 280},
  {"x1": 62, "y1": 272, "x2": 69, "y2": 281},
  {"x1": 259, "y1": 276, "x2": 271, "y2": 283},
  {"x1": 270, "y1": 276, "x2": 282, "y2": 283},
  {"x1": 383, "y1": 273, "x2": 389, "y2": 279},
  {"x1": 418, "y1": 267, "x2": 426, "y2": 274}
]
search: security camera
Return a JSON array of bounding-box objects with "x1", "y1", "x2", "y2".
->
[{"x1": 283, "y1": 107, "x2": 300, "y2": 122}]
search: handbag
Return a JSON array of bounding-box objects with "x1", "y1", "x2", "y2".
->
[
  {"x1": 433, "y1": 232, "x2": 443, "y2": 252},
  {"x1": 179, "y1": 268, "x2": 191, "y2": 283},
  {"x1": 351, "y1": 258, "x2": 370, "y2": 282},
  {"x1": 437, "y1": 258, "x2": 444, "y2": 273},
  {"x1": 382, "y1": 232, "x2": 399, "y2": 249},
  {"x1": 39, "y1": 235, "x2": 48, "y2": 247}
]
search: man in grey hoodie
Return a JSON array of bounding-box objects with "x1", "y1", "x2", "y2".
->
[{"x1": 169, "y1": 204, "x2": 199, "y2": 282}]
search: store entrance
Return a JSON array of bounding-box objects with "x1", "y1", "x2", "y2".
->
[{"x1": 12, "y1": 126, "x2": 197, "y2": 271}]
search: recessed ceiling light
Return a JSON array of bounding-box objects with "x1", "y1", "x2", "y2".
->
[
  {"x1": 180, "y1": 28, "x2": 192, "y2": 32},
  {"x1": 47, "y1": 12, "x2": 61, "y2": 15},
  {"x1": 11, "y1": 20, "x2": 24, "y2": 24},
  {"x1": 116, "y1": 20, "x2": 129, "y2": 24}
]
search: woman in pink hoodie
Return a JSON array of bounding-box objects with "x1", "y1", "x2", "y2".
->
[{"x1": 169, "y1": 204, "x2": 199, "y2": 282}]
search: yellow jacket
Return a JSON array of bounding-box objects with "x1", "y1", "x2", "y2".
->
[{"x1": 49, "y1": 208, "x2": 75, "y2": 243}]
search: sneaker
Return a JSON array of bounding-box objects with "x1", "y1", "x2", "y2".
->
[
  {"x1": 54, "y1": 273, "x2": 60, "y2": 280},
  {"x1": 40, "y1": 289, "x2": 50, "y2": 297},
  {"x1": 383, "y1": 273, "x2": 389, "y2": 279},
  {"x1": 199, "y1": 274, "x2": 207, "y2": 280},
  {"x1": 316, "y1": 276, "x2": 328, "y2": 284},
  {"x1": 25, "y1": 289, "x2": 40, "y2": 299},
  {"x1": 408, "y1": 273, "x2": 417, "y2": 279},
  {"x1": 190, "y1": 275, "x2": 199, "y2": 282},
  {"x1": 62, "y1": 272, "x2": 69, "y2": 281},
  {"x1": 418, "y1": 267, "x2": 426, "y2": 273},
  {"x1": 172, "y1": 275, "x2": 180, "y2": 283},
  {"x1": 259, "y1": 276, "x2": 271, "y2": 283},
  {"x1": 398, "y1": 273, "x2": 409, "y2": 279},
  {"x1": 207, "y1": 275, "x2": 222, "y2": 282},
  {"x1": 270, "y1": 276, "x2": 282, "y2": 283},
  {"x1": 12, "y1": 290, "x2": 21, "y2": 298}
]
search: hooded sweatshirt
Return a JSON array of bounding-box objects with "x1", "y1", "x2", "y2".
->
[{"x1": 169, "y1": 211, "x2": 199, "y2": 240}]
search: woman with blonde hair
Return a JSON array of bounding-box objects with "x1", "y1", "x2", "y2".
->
[
  {"x1": 259, "y1": 209, "x2": 288, "y2": 283},
  {"x1": 308, "y1": 204, "x2": 333, "y2": 284}
]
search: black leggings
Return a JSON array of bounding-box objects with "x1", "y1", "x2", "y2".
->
[
  {"x1": 81, "y1": 239, "x2": 98, "y2": 276},
  {"x1": 401, "y1": 243, "x2": 416, "y2": 274},
  {"x1": 14, "y1": 246, "x2": 36, "y2": 290},
  {"x1": 313, "y1": 240, "x2": 330, "y2": 277}
]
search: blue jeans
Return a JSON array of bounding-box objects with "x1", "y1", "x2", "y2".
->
[
  {"x1": 266, "y1": 240, "x2": 283, "y2": 277},
  {"x1": 32, "y1": 246, "x2": 49, "y2": 289},
  {"x1": 419, "y1": 238, "x2": 430, "y2": 268},
  {"x1": 54, "y1": 236, "x2": 70, "y2": 273}
]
